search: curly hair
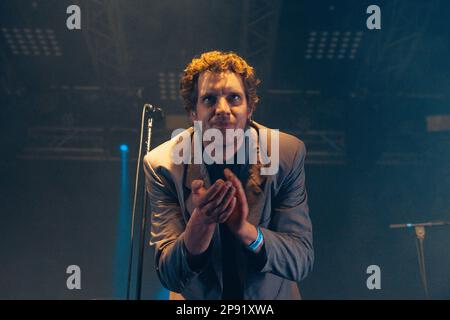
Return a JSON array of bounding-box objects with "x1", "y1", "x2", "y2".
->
[{"x1": 180, "y1": 50, "x2": 261, "y2": 114}]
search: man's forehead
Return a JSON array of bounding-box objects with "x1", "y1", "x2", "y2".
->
[{"x1": 198, "y1": 70, "x2": 245, "y2": 93}]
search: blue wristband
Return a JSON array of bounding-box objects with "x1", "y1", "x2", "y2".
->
[{"x1": 248, "y1": 227, "x2": 263, "y2": 252}]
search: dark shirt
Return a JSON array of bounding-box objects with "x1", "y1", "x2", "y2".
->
[{"x1": 205, "y1": 161, "x2": 247, "y2": 300}]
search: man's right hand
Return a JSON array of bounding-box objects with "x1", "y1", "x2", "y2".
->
[
  {"x1": 184, "y1": 179, "x2": 237, "y2": 256},
  {"x1": 191, "y1": 179, "x2": 237, "y2": 224}
]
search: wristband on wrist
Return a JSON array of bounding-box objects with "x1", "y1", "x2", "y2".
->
[{"x1": 247, "y1": 227, "x2": 263, "y2": 252}]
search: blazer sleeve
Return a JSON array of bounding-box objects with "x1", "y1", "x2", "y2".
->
[
  {"x1": 256, "y1": 140, "x2": 314, "y2": 282},
  {"x1": 143, "y1": 155, "x2": 209, "y2": 293}
]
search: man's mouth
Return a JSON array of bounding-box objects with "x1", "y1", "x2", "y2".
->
[{"x1": 212, "y1": 122, "x2": 233, "y2": 129}]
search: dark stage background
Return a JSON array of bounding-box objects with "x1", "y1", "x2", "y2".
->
[{"x1": 0, "y1": 0, "x2": 449, "y2": 299}]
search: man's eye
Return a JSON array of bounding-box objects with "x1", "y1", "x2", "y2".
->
[
  {"x1": 202, "y1": 96, "x2": 216, "y2": 105},
  {"x1": 228, "y1": 94, "x2": 241, "y2": 103}
]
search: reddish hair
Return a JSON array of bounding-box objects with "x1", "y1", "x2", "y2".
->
[{"x1": 180, "y1": 50, "x2": 261, "y2": 114}]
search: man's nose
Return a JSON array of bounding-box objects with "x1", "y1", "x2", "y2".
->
[{"x1": 215, "y1": 97, "x2": 231, "y2": 116}]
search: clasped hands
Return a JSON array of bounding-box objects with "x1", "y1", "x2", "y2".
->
[
  {"x1": 191, "y1": 168, "x2": 248, "y2": 234},
  {"x1": 185, "y1": 168, "x2": 261, "y2": 255}
]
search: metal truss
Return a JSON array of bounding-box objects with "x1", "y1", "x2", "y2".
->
[
  {"x1": 377, "y1": 132, "x2": 450, "y2": 166},
  {"x1": 0, "y1": 39, "x2": 24, "y2": 96},
  {"x1": 240, "y1": 0, "x2": 282, "y2": 89},
  {"x1": 287, "y1": 129, "x2": 450, "y2": 166},
  {"x1": 18, "y1": 125, "x2": 346, "y2": 164},
  {"x1": 18, "y1": 126, "x2": 137, "y2": 161},
  {"x1": 77, "y1": 0, "x2": 129, "y2": 86},
  {"x1": 19, "y1": 126, "x2": 448, "y2": 166},
  {"x1": 288, "y1": 130, "x2": 347, "y2": 165},
  {"x1": 354, "y1": 0, "x2": 440, "y2": 94}
]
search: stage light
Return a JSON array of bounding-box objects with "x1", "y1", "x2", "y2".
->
[
  {"x1": 158, "y1": 72, "x2": 179, "y2": 101},
  {"x1": 1, "y1": 27, "x2": 62, "y2": 57},
  {"x1": 156, "y1": 288, "x2": 170, "y2": 300},
  {"x1": 114, "y1": 141, "x2": 131, "y2": 298},
  {"x1": 305, "y1": 31, "x2": 364, "y2": 60}
]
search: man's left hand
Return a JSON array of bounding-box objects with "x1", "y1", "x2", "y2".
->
[{"x1": 223, "y1": 168, "x2": 260, "y2": 249}]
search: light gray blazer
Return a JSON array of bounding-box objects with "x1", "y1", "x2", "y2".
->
[{"x1": 144, "y1": 121, "x2": 314, "y2": 300}]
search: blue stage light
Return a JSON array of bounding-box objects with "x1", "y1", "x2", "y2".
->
[{"x1": 114, "y1": 143, "x2": 131, "y2": 298}]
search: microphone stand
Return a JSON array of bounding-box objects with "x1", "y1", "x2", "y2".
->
[
  {"x1": 389, "y1": 219, "x2": 450, "y2": 299},
  {"x1": 126, "y1": 104, "x2": 162, "y2": 300}
]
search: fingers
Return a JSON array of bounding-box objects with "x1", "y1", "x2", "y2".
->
[
  {"x1": 191, "y1": 179, "x2": 204, "y2": 193},
  {"x1": 200, "y1": 184, "x2": 232, "y2": 217},
  {"x1": 218, "y1": 197, "x2": 237, "y2": 223},
  {"x1": 205, "y1": 181, "x2": 238, "y2": 224},
  {"x1": 211, "y1": 181, "x2": 233, "y2": 208},
  {"x1": 220, "y1": 183, "x2": 237, "y2": 211},
  {"x1": 208, "y1": 182, "x2": 236, "y2": 219},
  {"x1": 224, "y1": 168, "x2": 247, "y2": 203},
  {"x1": 198, "y1": 179, "x2": 225, "y2": 207},
  {"x1": 199, "y1": 181, "x2": 236, "y2": 220},
  {"x1": 196, "y1": 169, "x2": 247, "y2": 224},
  {"x1": 224, "y1": 168, "x2": 240, "y2": 188}
]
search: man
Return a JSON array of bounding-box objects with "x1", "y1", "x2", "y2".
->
[{"x1": 144, "y1": 51, "x2": 313, "y2": 299}]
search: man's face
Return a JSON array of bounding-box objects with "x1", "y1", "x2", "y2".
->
[{"x1": 192, "y1": 71, "x2": 252, "y2": 137}]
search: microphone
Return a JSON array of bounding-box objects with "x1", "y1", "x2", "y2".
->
[{"x1": 144, "y1": 104, "x2": 164, "y2": 118}]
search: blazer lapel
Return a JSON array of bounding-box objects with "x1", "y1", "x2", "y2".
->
[{"x1": 244, "y1": 122, "x2": 271, "y2": 227}]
